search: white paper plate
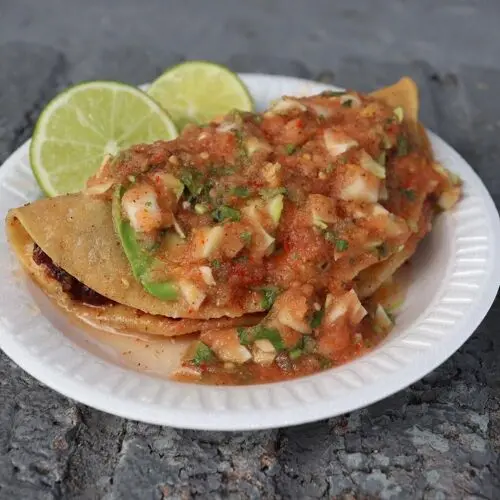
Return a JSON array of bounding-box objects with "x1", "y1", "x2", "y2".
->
[{"x1": 0, "y1": 74, "x2": 499, "y2": 431}]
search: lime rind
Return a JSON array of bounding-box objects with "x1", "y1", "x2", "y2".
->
[{"x1": 148, "y1": 61, "x2": 254, "y2": 130}]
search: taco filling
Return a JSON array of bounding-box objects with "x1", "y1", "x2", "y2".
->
[{"x1": 6, "y1": 78, "x2": 461, "y2": 384}]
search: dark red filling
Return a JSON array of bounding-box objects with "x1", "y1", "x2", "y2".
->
[{"x1": 32, "y1": 244, "x2": 114, "y2": 306}]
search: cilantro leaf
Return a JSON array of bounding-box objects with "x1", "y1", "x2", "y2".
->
[
  {"x1": 259, "y1": 286, "x2": 281, "y2": 310},
  {"x1": 400, "y1": 188, "x2": 416, "y2": 201},
  {"x1": 310, "y1": 308, "x2": 324, "y2": 329},
  {"x1": 180, "y1": 169, "x2": 204, "y2": 197},
  {"x1": 211, "y1": 205, "x2": 241, "y2": 222},
  {"x1": 191, "y1": 342, "x2": 214, "y2": 366}
]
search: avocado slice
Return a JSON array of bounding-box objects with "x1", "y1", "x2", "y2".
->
[{"x1": 112, "y1": 186, "x2": 178, "y2": 301}]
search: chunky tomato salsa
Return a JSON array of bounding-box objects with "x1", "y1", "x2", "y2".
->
[{"x1": 86, "y1": 87, "x2": 461, "y2": 385}]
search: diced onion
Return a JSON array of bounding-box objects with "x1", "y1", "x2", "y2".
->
[
  {"x1": 438, "y1": 186, "x2": 461, "y2": 210},
  {"x1": 195, "y1": 226, "x2": 225, "y2": 258},
  {"x1": 252, "y1": 339, "x2": 277, "y2": 366},
  {"x1": 278, "y1": 307, "x2": 312, "y2": 334},
  {"x1": 262, "y1": 162, "x2": 282, "y2": 187},
  {"x1": 340, "y1": 94, "x2": 362, "y2": 108},
  {"x1": 85, "y1": 181, "x2": 114, "y2": 196},
  {"x1": 379, "y1": 182, "x2": 389, "y2": 201},
  {"x1": 324, "y1": 130, "x2": 358, "y2": 158},
  {"x1": 199, "y1": 266, "x2": 216, "y2": 286},
  {"x1": 268, "y1": 97, "x2": 307, "y2": 115},
  {"x1": 325, "y1": 290, "x2": 367, "y2": 325},
  {"x1": 121, "y1": 184, "x2": 162, "y2": 233},
  {"x1": 245, "y1": 136, "x2": 272, "y2": 156},
  {"x1": 340, "y1": 176, "x2": 379, "y2": 203},
  {"x1": 173, "y1": 218, "x2": 186, "y2": 239},
  {"x1": 393, "y1": 106, "x2": 404, "y2": 123},
  {"x1": 373, "y1": 304, "x2": 393, "y2": 333},
  {"x1": 178, "y1": 280, "x2": 206, "y2": 310},
  {"x1": 217, "y1": 121, "x2": 239, "y2": 133},
  {"x1": 360, "y1": 151, "x2": 386, "y2": 179},
  {"x1": 309, "y1": 103, "x2": 332, "y2": 118},
  {"x1": 308, "y1": 194, "x2": 336, "y2": 225}
]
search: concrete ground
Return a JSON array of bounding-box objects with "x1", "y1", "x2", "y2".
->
[{"x1": 0, "y1": 1, "x2": 499, "y2": 498}]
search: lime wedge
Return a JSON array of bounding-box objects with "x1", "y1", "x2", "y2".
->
[
  {"x1": 148, "y1": 61, "x2": 254, "y2": 130},
  {"x1": 30, "y1": 81, "x2": 178, "y2": 196}
]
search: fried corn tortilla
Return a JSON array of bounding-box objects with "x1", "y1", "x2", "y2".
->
[{"x1": 6, "y1": 214, "x2": 263, "y2": 335}]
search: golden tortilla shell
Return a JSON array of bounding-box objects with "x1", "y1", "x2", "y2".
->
[
  {"x1": 6, "y1": 215, "x2": 263, "y2": 335},
  {"x1": 6, "y1": 197, "x2": 263, "y2": 320}
]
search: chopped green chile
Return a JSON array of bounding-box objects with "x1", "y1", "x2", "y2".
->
[{"x1": 112, "y1": 186, "x2": 178, "y2": 301}]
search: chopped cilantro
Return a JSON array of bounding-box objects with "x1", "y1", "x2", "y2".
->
[
  {"x1": 237, "y1": 327, "x2": 251, "y2": 345},
  {"x1": 253, "y1": 325, "x2": 285, "y2": 350},
  {"x1": 335, "y1": 239, "x2": 349, "y2": 252},
  {"x1": 191, "y1": 342, "x2": 214, "y2": 366},
  {"x1": 211, "y1": 259, "x2": 221, "y2": 269},
  {"x1": 259, "y1": 186, "x2": 287, "y2": 199},
  {"x1": 231, "y1": 186, "x2": 250, "y2": 198},
  {"x1": 181, "y1": 169, "x2": 204, "y2": 197},
  {"x1": 289, "y1": 348, "x2": 303, "y2": 360},
  {"x1": 211, "y1": 205, "x2": 241, "y2": 222},
  {"x1": 400, "y1": 188, "x2": 416, "y2": 201},
  {"x1": 284, "y1": 144, "x2": 297, "y2": 155},
  {"x1": 259, "y1": 286, "x2": 281, "y2": 310},
  {"x1": 240, "y1": 231, "x2": 252, "y2": 245},
  {"x1": 396, "y1": 135, "x2": 410, "y2": 156},
  {"x1": 323, "y1": 231, "x2": 348, "y2": 252},
  {"x1": 310, "y1": 308, "x2": 324, "y2": 329}
]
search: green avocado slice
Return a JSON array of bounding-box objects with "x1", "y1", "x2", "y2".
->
[{"x1": 112, "y1": 186, "x2": 178, "y2": 301}]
